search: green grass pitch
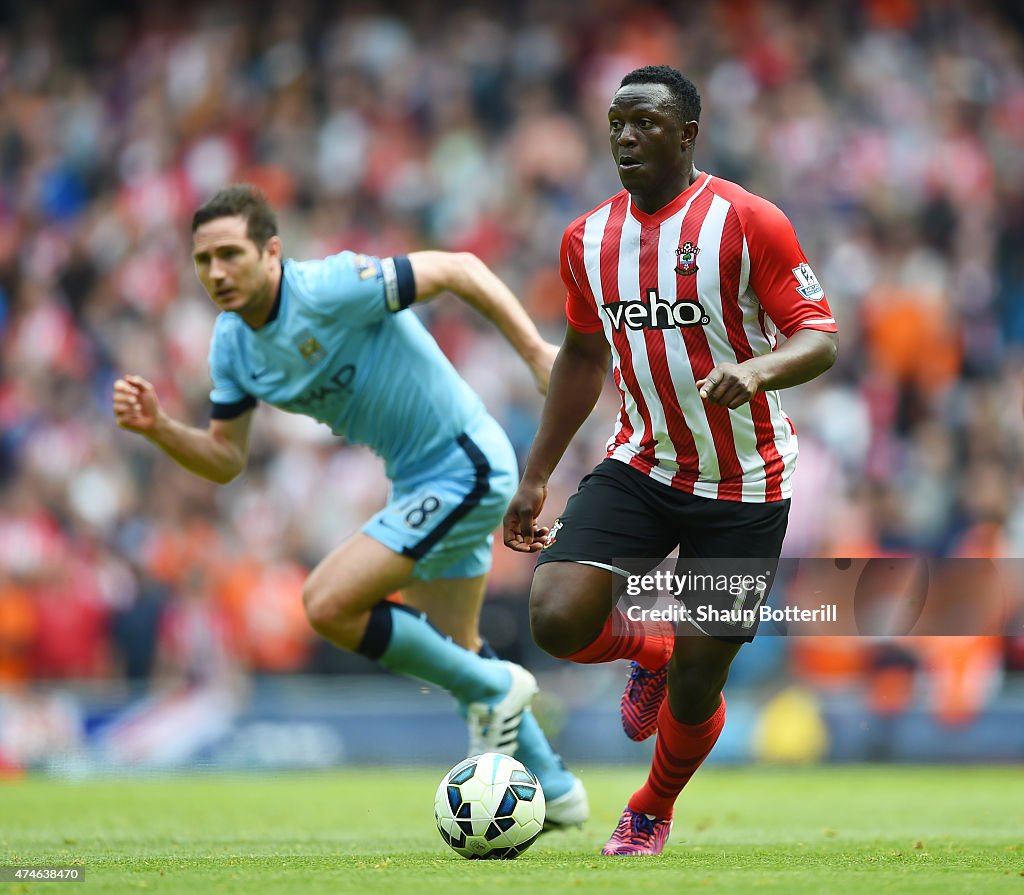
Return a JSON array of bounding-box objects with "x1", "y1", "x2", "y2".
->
[{"x1": 1, "y1": 766, "x2": 1021, "y2": 894}]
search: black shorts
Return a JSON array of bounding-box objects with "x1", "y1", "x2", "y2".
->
[{"x1": 536, "y1": 459, "x2": 790, "y2": 642}]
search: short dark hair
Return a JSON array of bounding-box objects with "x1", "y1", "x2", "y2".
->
[
  {"x1": 619, "y1": 65, "x2": 701, "y2": 123},
  {"x1": 191, "y1": 184, "x2": 278, "y2": 249}
]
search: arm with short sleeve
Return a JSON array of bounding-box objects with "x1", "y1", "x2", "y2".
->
[
  {"x1": 516, "y1": 224, "x2": 612, "y2": 485},
  {"x1": 404, "y1": 249, "x2": 560, "y2": 394},
  {"x1": 742, "y1": 198, "x2": 838, "y2": 336},
  {"x1": 695, "y1": 197, "x2": 837, "y2": 406}
]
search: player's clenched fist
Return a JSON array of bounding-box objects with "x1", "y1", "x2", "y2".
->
[
  {"x1": 503, "y1": 480, "x2": 551, "y2": 553},
  {"x1": 696, "y1": 362, "x2": 761, "y2": 409},
  {"x1": 112, "y1": 374, "x2": 162, "y2": 434}
]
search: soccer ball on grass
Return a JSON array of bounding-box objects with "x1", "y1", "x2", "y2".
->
[{"x1": 434, "y1": 752, "x2": 545, "y2": 859}]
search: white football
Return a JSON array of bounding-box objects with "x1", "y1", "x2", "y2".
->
[{"x1": 433, "y1": 752, "x2": 546, "y2": 859}]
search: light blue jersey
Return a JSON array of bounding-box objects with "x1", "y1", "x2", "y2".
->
[
  {"x1": 208, "y1": 252, "x2": 488, "y2": 481},
  {"x1": 207, "y1": 251, "x2": 517, "y2": 580}
]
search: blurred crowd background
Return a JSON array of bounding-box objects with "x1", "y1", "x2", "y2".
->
[{"x1": 2, "y1": 0, "x2": 1024, "y2": 771}]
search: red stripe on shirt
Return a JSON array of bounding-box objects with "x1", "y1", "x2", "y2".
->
[
  {"x1": 639, "y1": 219, "x2": 701, "y2": 492},
  {"x1": 602, "y1": 196, "x2": 656, "y2": 472},
  {"x1": 717, "y1": 205, "x2": 784, "y2": 500},
  {"x1": 672, "y1": 189, "x2": 743, "y2": 494}
]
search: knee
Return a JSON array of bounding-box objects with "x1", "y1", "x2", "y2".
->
[
  {"x1": 529, "y1": 565, "x2": 611, "y2": 657},
  {"x1": 301, "y1": 574, "x2": 345, "y2": 637},
  {"x1": 530, "y1": 584, "x2": 606, "y2": 657},
  {"x1": 530, "y1": 596, "x2": 580, "y2": 658}
]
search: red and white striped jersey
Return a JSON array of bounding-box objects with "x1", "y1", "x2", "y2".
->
[{"x1": 562, "y1": 171, "x2": 837, "y2": 503}]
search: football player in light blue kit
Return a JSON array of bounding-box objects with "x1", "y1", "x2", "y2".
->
[{"x1": 112, "y1": 185, "x2": 587, "y2": 826}]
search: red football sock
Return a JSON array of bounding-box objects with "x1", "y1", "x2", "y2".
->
[
  {"x1": 628, "y1": 695, "x2": 726, "y2": 820},
  {"x1": 564, "y1": 610, "x2": 674, "y2": 669}
]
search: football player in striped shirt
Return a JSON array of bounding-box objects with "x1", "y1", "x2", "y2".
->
[
  {"x1": 504, "y1": 65, "x2": 838, "y2": 855},
  {"x1": 112, "y1": 185, "x2": 588, "y2": 828}
]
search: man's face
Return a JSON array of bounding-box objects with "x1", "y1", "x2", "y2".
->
[
  {"x1": 192, "y1": 215, "x2": 278, "y2": 314},
  {"x1": 608, "y1": 83, "x2": 692, "y2": 195}
]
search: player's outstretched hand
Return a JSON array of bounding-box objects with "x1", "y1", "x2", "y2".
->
[
  {"x1": 503, "y1": 480, "x2": 550, "y2": 553},
  {"x1": 696, "y1": 362, "x2": 761, "y2": 409},
  {"x1": 528, "y1": 342, "x2": 560, "y2": 396},
  {"x1": 112, "y1": 374, "x2": 162, "y2": 434}
]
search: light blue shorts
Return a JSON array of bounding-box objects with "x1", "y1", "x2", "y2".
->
[{"x1": 362, "y1": 413, "x2": 518, "y2": 581}]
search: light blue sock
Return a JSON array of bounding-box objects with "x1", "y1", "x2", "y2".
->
[
  {"x1": 358, "y1": 602, "x2": 509, "y2": 705},
  {"x1": 515, "y1": 709, "x2": 576, "y2": 800},
  {"x1": 477, "y1": 641, "x2": 576, "y2": 801}
]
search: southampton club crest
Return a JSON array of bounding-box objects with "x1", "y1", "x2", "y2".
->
[
  {"x1": 675, "y1": 241, "x2": 700, "y2": 276},
  {"x1": 542, "y1": 518, "x2": 564, "y2": 549}
]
